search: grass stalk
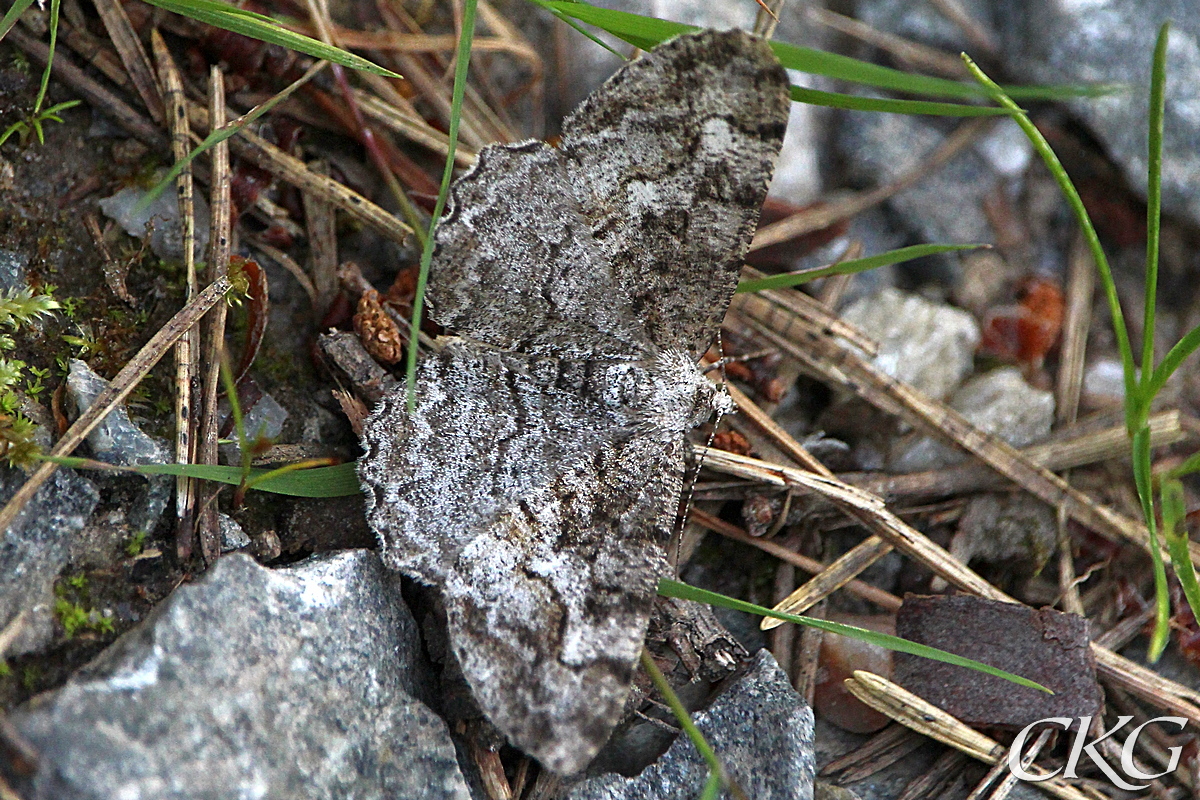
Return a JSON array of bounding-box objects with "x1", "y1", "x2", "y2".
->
[{"x1": 404, "y1": 0, "x2": 478, "y2": 411}]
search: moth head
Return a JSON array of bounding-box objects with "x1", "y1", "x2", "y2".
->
[{"x1": 640, "y1": 349, "x2": 733, "y2": 434}]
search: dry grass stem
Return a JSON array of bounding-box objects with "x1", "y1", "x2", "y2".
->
[
  {"x1": 764, "y1": 535, "x2": 897, "y2": 623},
  {"x1": 92, "y1": 0, "x2": 164, "y2": 123},
  {"x1": 927, "y1": 0, "x2": 998, "y2": 55},
  {"x1": 805, "y1": 6, "x2": 970, "y2": 78},
  {"x1": 300, "y1": 159, "x2": 340, "y2": 316},
  {"x1": 197, "y1": 66, "x2": 232, "y2": 563},
  {"x1": 700, "y1": 447, "x2": 1200, "y2": 724},
  {"x1": 738, "y1": 267, "x2": 879, "y2": 355},
  {"x1": 965, "y1": 727, "x2": 1054, "y2": 800},
  {"x1": 247, "y1": 235, "x2": 318, "y2": 307},
  {"x1": 844, "y1": 671, "x2": 1102, "y2": 800},
  {"x1": 733, "y1": 294, "x2": 1196, "y2": 566},
  {"x1": 689, "y1": 509, "x2": 903, "y2": 612},
  {"x1": 152, "y1": 29, "x2": 201, "y2": 556},
  {"x1": 841, "y1": 411, "x2": 1183, "y2": 504},
  {"x1": 768, "y1": 560, "x2": 796, "y2": 676},
  {"x1": 6, "y1": 26, "x2": 166, "y2": 147},
  {"x1": 821, "y1": 724, "x2": 925, "y2": 782},
  {"x1": 0, "y1": 278, "x2": 232, "y2": 534},
  {"x1": 1056, "y1": 233, "x2": 1096, "y2": 426},
  {"x1": 352, "y1": 87, "x2": 478, "y2": 166},
  {"x1": 225, "y1": 121, "x2": 413, "y2": 245}
]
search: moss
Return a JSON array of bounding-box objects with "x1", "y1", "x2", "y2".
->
[{"x1": 124, "y1": 530, "x2": 147, "y2": 557}]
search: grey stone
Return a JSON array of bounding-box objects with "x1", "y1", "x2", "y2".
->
[
  {"x1": 66, "y1": 359, "x2": 170, "y2": 533},
  {"x1": 0, "y1": 247, "x2": 27, "y2": 291},
  {"x1": 98, "y1": 177, "x2": 211, "y2": 263},
  {"x1": 220, "y1": 391, "x2": 289, "y2": 465},
  {"x1": 889, "y1": 366, "x2": 1055, "y2": 472},
  {"x1": 993, "y1": 0, "x2": 1200, "y2": 227},
  {"x1": 218, "y1": 512, "x2": 250, "y2": 552},
  {"x1": 839, "y1": 288, "x2": 980, "y2": 401},
  {"x1": 0, "y1": 465, "x2": 99, "y2": 656},
  {"x1": 566, "y1": 650, "x2": 815, "y2": 800},
  {"x1": 9, "y1": 551, "x2": 470, "y2": 800},
  {"x1": 855, "y1": 0, "x2": 997, "y2": 54},
  {"x1": 948, "y1": 493, "x2": 1058, "y2": 581},
  {"x1": 837, "y1": 101, "x2": 997, "y2": 252}
]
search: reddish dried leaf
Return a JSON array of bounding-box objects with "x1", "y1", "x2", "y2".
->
[{"x1": 893, "y1": 594, "x2": 1102, "y2": 729}]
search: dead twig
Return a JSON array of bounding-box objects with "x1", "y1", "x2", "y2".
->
[
  {"x1": 196, "y1": 66, "x2": 232, "y2": 564},
  {"x1": 5, "y1": 26, "x2": 166, "y2": 148},
  {"x1": 0, "y1": 278, "x2": 232, "y2": 534},
  {"x1": 92, "y1": 0, "x2": 164, "y2": 123},
  {"x1": 845, "y1": 671, "x2": 1104, "y2": 800},
  {"x1": 152, "y1": 29, "x2": 200, "y2": 560},
  {"x1": 689, "y1": 508, "x2": 901, "y2": 612},
  {"x1": 731, "y1": 292, "x2": 1199, "y2": 567}
]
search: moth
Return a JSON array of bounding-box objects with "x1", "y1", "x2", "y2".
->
[{"x1": 359, "y1": 29, "x2": 789, "y2": 774}]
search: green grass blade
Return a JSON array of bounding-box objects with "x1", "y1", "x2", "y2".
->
[
  {"x1": 1166, "y1": 450, "x2": 1200, "y2": 480},
  {"x1": 405, "y1": 0, "x2": 478, "y2": 411},
  {"x1": 1147, "y1": 324, "x2": 1200, "y2": 399},
  {"x1": 961, "y1": 54, "x2": 1140, "y2": 433},
  {"x1": 1141, "y1": 24, "x2": 1169, "y2": 393},
  {"x1": 790, "y1": 86, "x2": 1008, "y2": 116},
  {"x1": 0, "y1": 0, "x2": 35, "y2": 44},
  {"x1": 639, "y1": 650, "x2": 732, "y2": 800},
  {"x1": 1161, "y1": 477, "x2": 1200, "y2": 630},
  {"x1": 658, "y1": 579, "x2": 1052, "y2": 693},
  {"x1": 1131, "y1": 426, "x2": 1171, "y2": 661},
  {"x1": 535, "y1": 0, "x2": 1107, "y2": 102},
  {"x1": 32, "y1": 0, "x2": 62, "y2": 115},
  {"x1": 43, "y1": 455, "x2": 361, "y2": 497},
  {"x1": 140, "y1": 0, "x2": 399, "y2": 78},
  {"x1": 736, "y1": 243, "x2": 987, "y2": 293},
  {"x1": 134, "y1": 60, "x2": 325, "y2": 217}
]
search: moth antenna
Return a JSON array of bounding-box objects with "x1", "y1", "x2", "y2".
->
[
  {"x1": 702, "y1": 346, "x2": 775, "y2": 373},
  {"x1": 671, "y1": 331, "x2": 733, "y2": 575}
]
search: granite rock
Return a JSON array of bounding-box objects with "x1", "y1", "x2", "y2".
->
[
  {"x1": 567, "y1": 650, "x2": 815, "y2": 800},
  {"x1": 7, "y1": 551, "x2": 469, "y2": 800}
]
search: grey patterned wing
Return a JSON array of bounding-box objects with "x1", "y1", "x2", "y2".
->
[
  {"x1": 559, "y1": 30, "x2": 791, "y2": 357},
  {"x1": 426, "y1": 143, "x2": 651, "y2": 361},
  {"x1": 442, "y1": 434, "x2": 685, "y2": 775},
  {"x1": 358, "y1": 343, "x2": 689, "y2": 774},
  {"x1": 357, "y1": 341, "x2": 638, "y2": 584}
]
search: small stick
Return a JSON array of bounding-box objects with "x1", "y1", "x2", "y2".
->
[
  {"x1": 768, "y1": 560, "x2": 796, "y2": 678},
  {"x1": 152, "y1": 29, "x2": 200, "y2": 561},
  {"x1": 792, "y1": 599, "x2": 825, "y2": 705},
  {"x1": 5, "y1": 26, "x2": 166, "y2": 148},
  {"x1": 196, "y1": 67, "x2": 233, "y2": 564},
  {"x1": 245, "y1": 235, "x2": 317, "y2": 307},
  {"x1": 844, "y1": 671, "x2": 1099, "y2": 800},
  {"x1": 301, "y1": 159, "x2": 340, "y2": 316},
  {"x1": 91, "y1": 0, "x2": 164, "y2": 123},
  {"x1": 689, "y1": 508, "x2": 902, "y2": 612},
  {"x1": 698, "y1": 446, "x2": 1200, "y2": 724},
  {"x1": 732, "y1": 294, "x2": 1197, "y2": 566},
  {"x1": 0, "y1": 278, "x2": 231, "y2": 534},
  {"x1": 805, "y1": 6, "x2": 969, "y2": 79}
]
